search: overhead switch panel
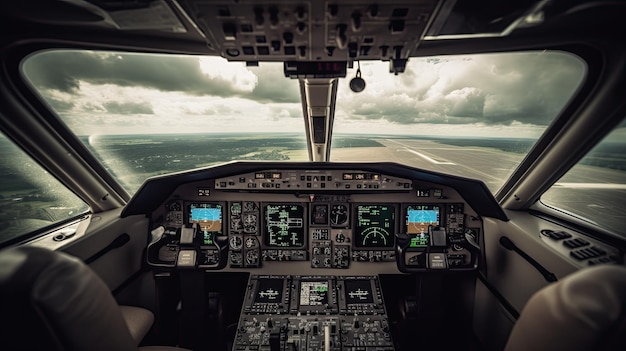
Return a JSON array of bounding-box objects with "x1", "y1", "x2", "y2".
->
[{"x1": 177, "y1": 0, "x2": 439, "y2": 63}]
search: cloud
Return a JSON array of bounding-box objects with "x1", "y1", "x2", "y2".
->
[
  {"x1": 104, "y1": 101, "x2": 153, "y2": 115},
  {"x1": 24, "y1": 51, "x2": 290, "y2": 103},
  {"x1": 244, "y1": 65, "x2": 300, "y2": 103},
  {"x1": 269, "y1": 106, "x2": 302, "y2": 119},
  {"x1": 22, "y1": 49, "x2": 585, "y2": 136},
  {"x1": 337, "y1": 51, "x2": 584, "y2": 126},
  {"x1": 25, "y1": 51, "x2": 303, "y2": 106},
  {"x1": 45, "y1": 97, "x2": 75, "y2": 112}
]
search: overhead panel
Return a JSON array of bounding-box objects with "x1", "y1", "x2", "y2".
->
[{"x1": 177, "y1": 0, "x2": 439, "y2": 64}]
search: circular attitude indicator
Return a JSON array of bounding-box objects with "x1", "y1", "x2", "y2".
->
[
  {"x1": 406, "y1": 205, "x2": 439, "y2": 235},
  {"x1": 244, "y1": 213, "x2": 257, "y2": 233},
  {"x1": 229, "y1": 236, "x2": 243, "y2": 250},
  {"x1": 330, "y1": 204, "x2": 348, "y2": 226},
  {"x1": 360, "y1": 227, "x2": 389, "y2": 247},
  {"x1": 189, "y1": 203, "x2": 222, "y2": 233}
]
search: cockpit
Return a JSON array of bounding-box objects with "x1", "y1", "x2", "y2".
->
[{"x1": 0, "y1": 1, "x2": 625, "y2": 350}]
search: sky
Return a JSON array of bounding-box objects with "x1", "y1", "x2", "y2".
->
[{"x1": 22, "y1": 49, "x2": 588, "y2": 138}]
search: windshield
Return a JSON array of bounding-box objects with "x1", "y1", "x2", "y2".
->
[
  {"x1": 22, "y1": 50, "x2": 585, "y2": 195},
  {"x1": 332, "y1": 52, "x2": 586, "y2": 192}
]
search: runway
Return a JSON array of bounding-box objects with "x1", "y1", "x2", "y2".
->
[{"x1": 332, "y1": 138, "x2": 626, "y2": 236}]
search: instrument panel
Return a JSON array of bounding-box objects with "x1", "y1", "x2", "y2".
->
[
  {"x1": 146, "y1": 167, "x2": 484, "y2": 274},
  {"x1": 234, "y1": 275, "x2": 394, "y2": 350}
]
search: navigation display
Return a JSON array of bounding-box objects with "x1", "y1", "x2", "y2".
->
[
  {"x1": 344, "y1": 280, "x2": 374, "y2": 304},
  {"x1": 264, "y1": 204, "x2": 305, "y2": 248},
  {"x1": 254, "y1": 279, "x2": 284, "y2": 304},
  {"x1": 299, "y1": 281, "x2": 329, "y2": 306},
  {"x1": 355, "y1": 205, "x2": 395, "y2": 248},
  {"x1": 188, "y1": 203, "x2": 222, "y2": 244}
]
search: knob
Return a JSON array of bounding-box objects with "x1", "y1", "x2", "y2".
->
[
  {"x1": 296, "y1": 6, "x2": 306, "y2": 19},
  {"x1": 269, "y1": 7, "x2": 279, "y2": 26},
  {"x1": 253, "y1": 7, "x2": 264, "y2": 26},
  {"x1": 336, "y1": 232, "x2": 345, "y2": 242},
  {"x1": 283, "y1": 31, "x2": 294, "y2": 44},
  {"x1": 368, "y1": 4, "x2": 379, "y2": 18},
  {"x1": 297, "y1": 22, "x2": 306, "y2": 34},
  {"x1": 351, "y1": 11, "x2": 362, "y2": 31},
  {"x1": 328, "y1": 4, "x2": 338, "y2": 18}
]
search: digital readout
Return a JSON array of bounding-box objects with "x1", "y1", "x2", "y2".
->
[
  {"x1": 406, "y1": 205, "x2": 439, "y2": 235},
  {"x1": 300, "y1": 281, "x2": 329, "y2": 306},
  {"x1": 254, "y1": 279, "x2": 283, "y2": 303},
  {"x1": 188, "y1": 203, "x2": 222, "y2": 244},
  {"x1": 264, "y1": 204, "x2": 305, "y2": 248},
  {"x1": 345, "y1": 280, "x2": 374, "y2": 304},
  {"x1": 355, "y1": 205, "x2": 395, "y2": 248}
]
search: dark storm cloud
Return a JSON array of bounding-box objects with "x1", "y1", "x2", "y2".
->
[
  {"x1": 351, "y1": 95, "x2": 416, "y2": 123},
  {"x1": 244, "y1": 66, "x2": 300, "y2": 103},
  {"x1": 24, "y1": 50, "x2": 584, "y2": 129},
  {"x1": 24, "y1": 51, "x2": 252, "y2": 98},
  {"x1": 445, "y1": 52, "x2": 584, "y2": 124},
  {"x1": 446, "y1": 87, "x2": 485, "y2": 117},
  {"x1": 349, "y1": 88, "x2": 485, "y2": 125},
  {"x1": 103, "y1": 101, "x2": 154, "y2": 115}
]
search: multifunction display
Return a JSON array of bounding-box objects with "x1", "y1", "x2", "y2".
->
[
  {"x1": 406, "y1": 205, "x2": 440, "y2": 248},
  {"x1": 264, "y1": 204, "x2": 305, "y2": 248},
  {"x1": 158, "y1": 198, "x2": 475, "y2": 269},
  {"x1": 299, "y1": 281, "x2": 329, "y2": 306},
  {"x1": 406, "y1": 205, "x2": 439, "y2": 234},
  {"x1": 354, "y1": 205, "x2": 395, "y2": 248},
  {"x1": 188, "y1": 203, "x2": 222, "y2": 245},
  {"x1": 344, "y1": 279, "x2": 374, "y2": 304},
  {"x1": 254, "y1": 278, "x2": 284, "y2": 304},
  {"x1": 235, "y1": 276, "x2": 394, "y2": 350}
]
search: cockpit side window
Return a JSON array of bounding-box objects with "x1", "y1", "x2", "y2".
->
[
  {"x1": 541, "y1": 119, "x2": 626, "y2": 238},
  {"x1": 0, "y1": 132, "x2": 90, "y2": 247}
]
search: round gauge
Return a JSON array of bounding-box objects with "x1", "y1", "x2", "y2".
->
[
  {"x1": 243, "y1": 201, "x2": 257, "y2": 212},
  {"x1": 360, "y1": 227, "x2": 390, "y2": 247},
  {"x1": 243, "y1": 213, "x2": 257, "y2": 233},
  {"x1": 330, "y1": 204, "x2": 348, "y2": 226},
  {"x1": 246, "y1": 250, "x2": 259, "y2": 265},
  {"x1": 245, "y1": 237, "x2": 258, "y2": 249},
  {"x1": 230, "y1": 202, "x2": 242, "y2": 216},
  {"x1": 231, "y1": 218, "x2": 242, "y2": 231},
  {"x1": 229, "y1": 236, "x2": 243, "y2": 250}
]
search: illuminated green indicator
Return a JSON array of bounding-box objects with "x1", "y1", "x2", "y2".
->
[{"x1": 410, "y1": 234, "x2": 429, "y2": 248}]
